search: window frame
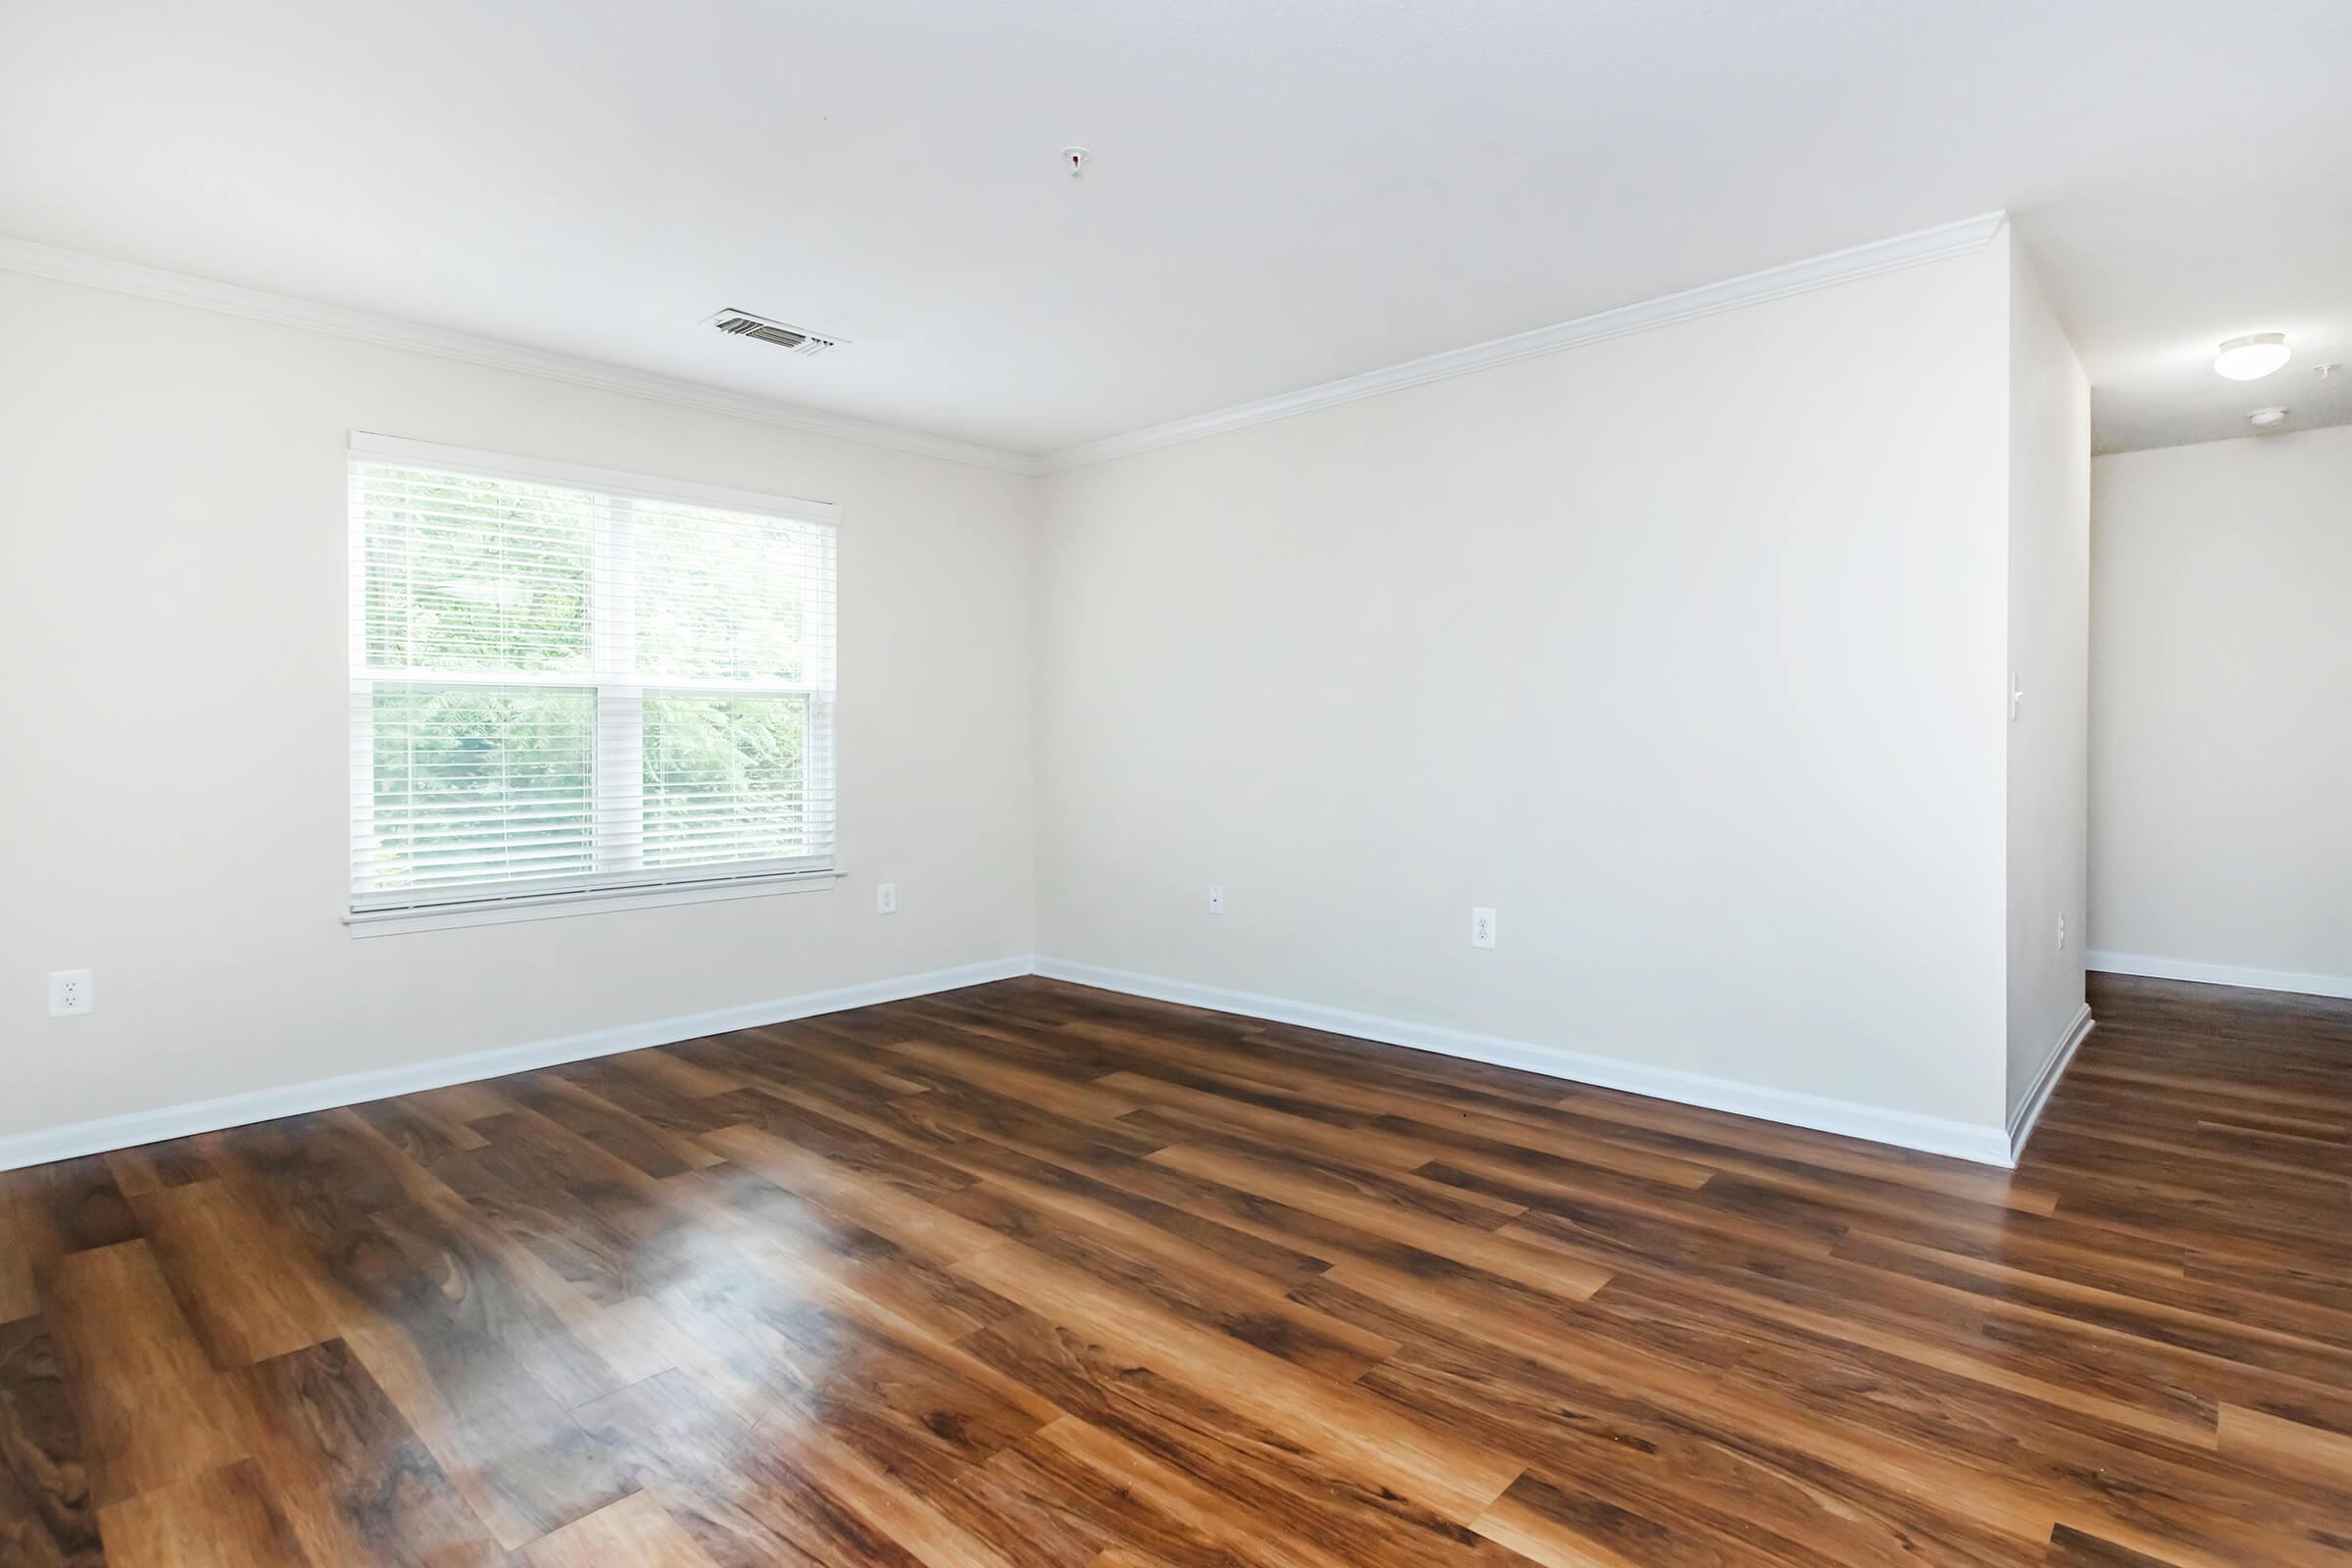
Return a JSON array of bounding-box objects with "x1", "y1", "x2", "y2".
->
[{"x1": 345, "y1": 432, "x2": 842, "y2": 935}]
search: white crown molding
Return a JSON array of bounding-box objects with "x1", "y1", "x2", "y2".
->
[
  {"x1": 2087, "y1": 951, "x2": 2352, "y2": 1002},
  {"x1": 1033, "y1": 956, "x2": 2016, "y2": 1166},
  {"x1": 0, "y1": 955, "x2": 1033, "y2": 1173},
  {"x1": 2006, "y1": 1003, "x2": 2093, "y2": 1163},
  {"x1": 7, "y1": 214, "x2": 2008, "y2": 481},
  {"x1": 0, "y1": 234, "x2": 1038, "y2": 475},
  {"x1": 1039, "y1": 211, "x2": 2011, "y2": 473}
]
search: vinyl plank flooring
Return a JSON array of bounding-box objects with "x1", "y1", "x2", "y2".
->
[
  {"x1": 2217, "y1": 1403, "x2": 2352, "y2": 1491},
  {"x1": 231, "y1": 1339, "x2": 506, "y2": 1568},
  {"x1": 337, "y1": 1114, "x2": 668, "y2": 1403},
  {"x1": 102, "y1": 1143, "x2": 217, "y2": 1201},
  {"x1": 316, "y1": 1211, "x2": 634, "y2": 1549},
  {"x1": 1298, "y1": 1267, "x2": 2060, "y2": 1552},
  {"x1": 959, "y1": 1436, "x2": 1262, "y2": 1568},
  {"x1": 518, "y1": 1490, "x2": 723, "y2": 1568},
  {"x1": 43, "y1": 1243, "x2": 247, "y2": 1508},
  {"x1": 0, "y1": 1317, "x2": 103, "y2": 1568},
  {"x1": 130, "y1": 1180, "x2": 344, "y2": 1368},
  {"x1": 951, "y1": 1243, "x2": 1525, "y2": 1524},
  {"x1": 931, "y1": 1134, "x2": 1335, "y2": 1288},
  {"x1": 17, "y1": 1158, "x2": 142, "y2": 1258},
  {"x1": 661, "y1": 1160, "x2": 1025, "y2": 1348},
  {"x1": 202, "y1": 1119, "x2": 639, "y2": 1550},
  {"x1": 0, "y1": 1157, "x2": 140, "y2": 1323},
  {"x1": 425, "y1": 1108, "x2": 686, "y2": 1304},
  {"x1": 921, "y1": 1177, "x2": 1398, "y2": 1382},
  {"x1": 348, "y1": 1096, "x2": 493, "y2": 1166},
  {"x1": 573, "y1": 1367, "x2": 931, "y2": 1568},
  {"x1": 94, "y1": 1459, "x2": 313, "y2": 1568},
  {"x1": 7, "y1": 971, "x2": 2350, "y2": 1564},
  {"x1": 498, "y1": 1074, "x2": 713, "y2": 1179},
  {"x1": 960, "y1": 1311, "x2": 1529, "y2": 1568}
]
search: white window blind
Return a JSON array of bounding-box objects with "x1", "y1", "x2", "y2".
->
[{"x1": 348, "y1": 434, "x2": 837, "y2": 919}]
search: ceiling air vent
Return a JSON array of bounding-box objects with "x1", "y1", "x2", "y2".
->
[{"x1": 705, "y1": 308, "x2": 844, "y2": 358}]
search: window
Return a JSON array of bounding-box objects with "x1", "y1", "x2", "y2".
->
[{"x1": 348, "y1": 434, "x2": 837, "y2": 925}]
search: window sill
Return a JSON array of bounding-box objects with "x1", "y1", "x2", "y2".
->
[{"x1": 346, "y1": 870, "x2": 845, "y2": 938}]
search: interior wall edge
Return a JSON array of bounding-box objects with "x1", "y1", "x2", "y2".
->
[
  {"x1": 1033, "y1": 957, "x2": 2017, "y2": 1167},
  {"x1": 2005, "y1": 1003, "x2": 2094, "y2": 1161},
  {"x1": 2084, "y1": 952, "x2": 2352, "y2": 1003},
  {"x1": 0, "y1": 955, "x2": 1036, "y2": 1174}
]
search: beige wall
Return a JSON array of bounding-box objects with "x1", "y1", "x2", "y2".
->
[
  {"x1": 2003, "y1": 243, "x2": 2092, "y2": 1116},
  {"x1": 2088, "y1": 424, "x2": 2352, "y2": 994},
  {"x1": 1036, "y1": 242, "x2": 2018, "y2": 1132},
  {"x1": 0, "y1": 270, "x2": 1038, "y2": 1144},
  {"x1": 4, "y1": 222, "x2": 2102, "y2": 1163}
]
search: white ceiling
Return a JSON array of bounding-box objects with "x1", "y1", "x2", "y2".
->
[{"x1": 3, "y1": 0, "x2": 2347, "y2": 461}]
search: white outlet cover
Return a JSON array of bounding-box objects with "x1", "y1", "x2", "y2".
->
[
  {"x1": 876, "y1": 882, "x2": 898, "y2": 914},
  {"x1": 1471, "y1": 907, "x2": 1496, "y2": 949},
  {"x1": 1207, "y1": 884, "x2": 1225, "y2": 914},
  {"x1": 47, "y1": 968, "x2": 94, "y2": 1017}
]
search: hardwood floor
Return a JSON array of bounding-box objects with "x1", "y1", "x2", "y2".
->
[{"x1": 4, "y1": 972, "x2": 2350, "y2": 1567}]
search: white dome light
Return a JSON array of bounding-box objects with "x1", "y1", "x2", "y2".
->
[{"x1": 2215, "y1": 333, "x2": 2291, "y2": 380}]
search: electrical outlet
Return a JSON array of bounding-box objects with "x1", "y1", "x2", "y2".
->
[
  {"x1": 2056, "y1": 913, "x2": 2066, "y2": 950},
  {"x1": 876, "y1": 882, "x2": 898, "y2": 915},
  {"x1": 1207, "y1": 884, "x2": 1225, "y2": 915},
  {"x1": 48, "y1": 969, "x2": 94, "y2": 1017},
  {"x1": 1471, "y1": 907, "x2": 1496, "y2": 950}
]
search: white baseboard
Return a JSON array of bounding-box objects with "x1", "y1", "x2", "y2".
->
[
  {"x1": 0, "y1": 956, "x2": 1035, "y2": 1174},
  {"x1": 10, "y1": 951, "x2": 2043, "y2": 1176},
  {"x1": 1032, "y1": 957, "x2": 2016, "y2": 1167},
  {"x1": 2006, "y1": 1003, "x2": 2093, "y2": 1163},
  {"x1": 2087, "y1": 951, "x2": 2352, "y2": 1002}
]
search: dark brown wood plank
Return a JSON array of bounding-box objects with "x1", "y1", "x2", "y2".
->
[
  {"x1": 199, "y1": 1116, "x2": 642, "y2": 1551},
  {"x1": 0, "y1": 1318, "x2": 103, "y2": 1568},
  {"x1": 0, "y1": 1157, "x2": 141, "y2": 1322},
  {"x1": 102, "y1": 1142, "x2": 217, "y2": 1200},
  {"x1": 232, "y1": 1339, "x2": 504, "y2": 1568}
]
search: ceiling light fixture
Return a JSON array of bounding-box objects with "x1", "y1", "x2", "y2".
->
[
  {"x1": 2214, "y1": 333, "x2": 2291, "y2": 380},
  {"x1": 2248, "y1": 407, "x2": 2289, "y2": 429}
]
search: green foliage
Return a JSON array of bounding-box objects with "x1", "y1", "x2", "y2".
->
[
  {"x1": 360, "y1": 467, "x2": 591, "y2": 673},
  {"x1": 368, "y1": 684, "x2": 595, "y2": 889},
  {"x1": 632, "y1": 499, "x2": 820, "y2": 683},
  {"x1": 644, "y1": 694, "x2": 810, "y2": 865}
]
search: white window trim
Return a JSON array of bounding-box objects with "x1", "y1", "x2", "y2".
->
[
  {"x1": 346, "y1": 867, "x2": 847, "y2": 938},
  {"x1": 348, "y1": 432, "x2": 842, "y2": 527},
  {"x1": 346, "y1": 431, "x2": 842, "y2": 935}
]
